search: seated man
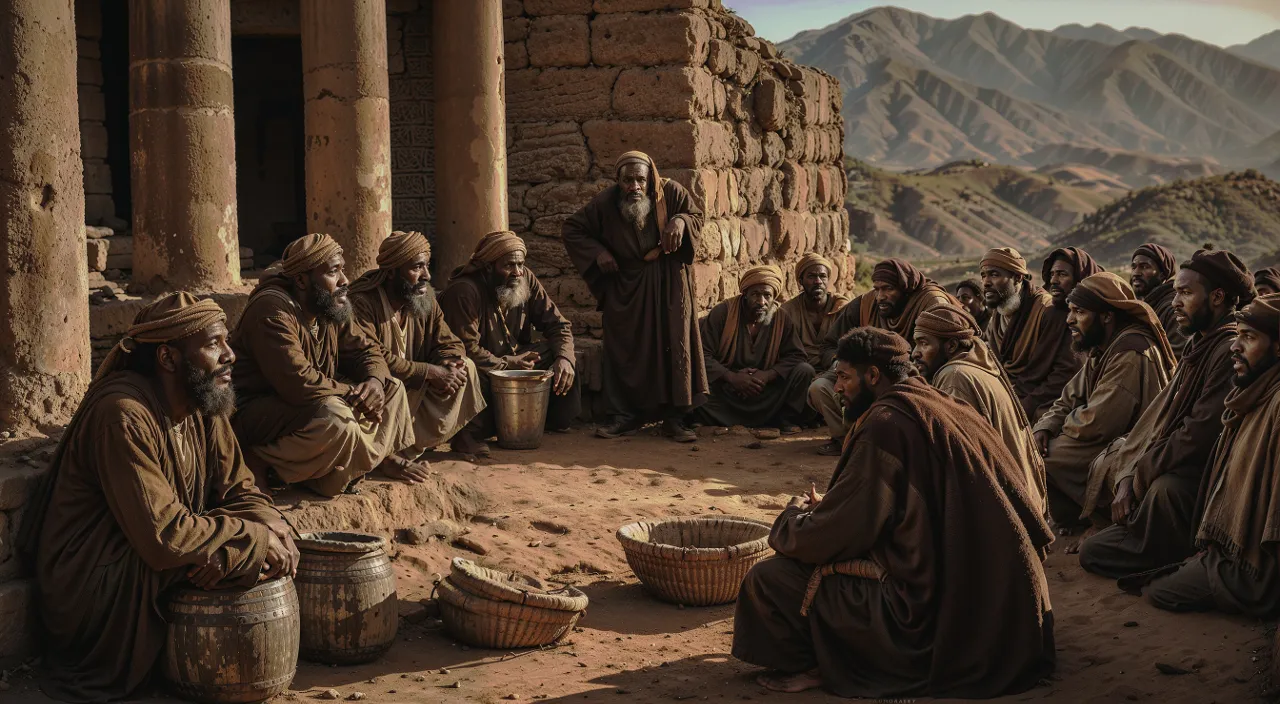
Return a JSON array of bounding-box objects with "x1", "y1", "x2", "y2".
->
[
  {"x1": 1032, "y1": 273, "x2": 1175, "y2": 537},
  {"x1": 733, "y1": 328, "x2": 1054, "y2": 698},
  {"x1": 1130, "y1": 243, "x2": 1187, "y2": 357},
  {"x1": 808, "y1": 258, "x2": 964, "y2": 455},
  {"x1": 1255, "y1": 267, "x2": 1280, "y2": 297},
  {"x1": 349, "y1": 231, "x2": 487, "y2": 457},
  {"x1": 779, "y1": 253, "x2": 849, "y2": 369},
  {"x1": 439, "y1": 230, "x2": 580, "y2": 444},
  {"x1": 911, "y1": 306, "x2": 1046, "y2": 515},
  {"x1": 231, "y1": 233, "x2": 425, "y2": 497},
  {"x1": 694, "y1": 265, "x2": 815, "y2": 431},
  {"x1": 1080, "y1": 249, "x2": 1252, "y2": 577},
  {"x1": 1043, "y1": 246, "x2": 1104, "y2": 311},
  {"x1": 20, "y1": 293, "x2": 299, "y2": 702},
  {"x1": 1138, "y1": 294, "x2": 1280, "y2": 618},
  {"x1": 954, "y1": 278, "x2": 990, "y2": 330}
]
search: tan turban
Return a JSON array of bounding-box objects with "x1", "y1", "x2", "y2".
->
[
  {"x1": 1236, "y1": 293, "x2": 1280, "y2": 340},
  {"x1": 450, "y1": 230, "x2": 528, "y2": 281},
  {"x1": 981, "y1": 247, "x2": 1029, "y2": 277},
  {"x1": 914, "y1": 306, "x2": 978, "y2": 341},
  {"x1": 615, "y1": 150, "x2": 669, "y2": 233},
  {"x1": 376, "y1": 230, "x2": 431, "y2": 270},
  {"x1": 738, "y1": 264, "x2": 784, "y2": 295},
  {"x1": 1068, "y1": 272, "x2": 1176, "y2": 366},
  {"x1": 276, "y1": 233, "x2": 344, "y2": 278},
  {"x1": 94, "y1": 292, "x2": 227, "y2": 384},
  {"x1": 794, "y1": 253, "x2": 837, "y2": 284}
]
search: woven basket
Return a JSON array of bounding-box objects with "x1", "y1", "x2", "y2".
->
[
  {"x1": 448, "y1": 558, "x2": 590, "y2": 612},
  {"x1": 616, "y1": 516, "x2": 772, "y2": 606},
  {"x1": 437, "y1": 577, "x2": 585, "y2": 649}
]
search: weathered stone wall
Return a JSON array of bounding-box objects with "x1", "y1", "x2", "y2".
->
[
  {"x1": 502, "y1": 0, "x2": 851, "y2": 348},
  {"x1": 76, "y1": 0, "x2": 115, "y2": 228},
  {"x1": 387, "y1": 1, "x2": 437, "y2": 240}
]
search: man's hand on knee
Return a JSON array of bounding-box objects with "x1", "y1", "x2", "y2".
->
[{"x1": 347, "y1": 379, "x2": 387, "y2": 420}]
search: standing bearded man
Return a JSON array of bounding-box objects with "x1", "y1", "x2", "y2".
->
[
  {"x1": 807, "y1": 258, "x2": 966, "y2": 455},
  {"x1": 562, "y1": 151, "x2": 707, "y2": 442},
  {"x1": 981, "y1": 247, "x2": 1080, "y2": 422},
  {"x1": 439, "y1": 230, "x2": 580, "y2": 447},
  {"x1": 1130, "y1": 243, "x2": 1188, "y2": 358},
  {"x1": 911, "y1": 306, "x2": 1047, "y2": 515},
  {"x1": 20, "y1": 293, "x2": 298, "y2": 702},
  {"x1": 732, "y1": 328, "x2": 1054, "y2": 698},
  {"x1": 1032, "y1": 273, "x2": 1175, "y2": 539},
  {"x1": 1080, "y1": 249, "x2": 1253, "y2": 578},
  {"x1": 779, "y1": 253, "x2": 850, "y2": 369},
  {"x1": 350, "y1": 231, "x2": 487, "y2": 458},
  {"x1": 1043, "y1": 246, "x2": 1104, "y2": 311},
  {"x1": 695, "y1": 265, "x2": 815, "y2": 431},
  {"x1": 232, "y1": 234, "x2": 424, "y2": 497},
  {"x1": 1136, "y1": 294, "x2": 1280, "y2": 618}
]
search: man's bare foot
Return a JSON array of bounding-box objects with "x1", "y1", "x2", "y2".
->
[
  {"x1": 756, "y1": 669, "x2": 822, "y2": 693},
  {"x1": 377, "y1": 456, "x2": 432, "y2": 484},
  {"x1": 1064, "y1": 525, "x2": 1100, "y2": 554}
]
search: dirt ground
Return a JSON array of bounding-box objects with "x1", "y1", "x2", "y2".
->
[{"x1": 3, "y1": 426, "x2": 1275, "y2": 703}]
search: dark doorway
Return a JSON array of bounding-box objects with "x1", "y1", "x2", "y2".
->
[
  {"x1": 101, "y1": 0, "x2": 131, "y2": 226},
  {"x1": 232, "y1": 36, "x2": 305, "y2": 266}
]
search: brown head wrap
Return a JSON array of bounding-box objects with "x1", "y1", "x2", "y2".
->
[
  {"x1": 450, "y1": 230, "x2": 529, "y2": 281},
  {"x1": 350, "y1": 231, "x2": 433, "y2": 294},
  {"x1": 1042, "y1": 247, "x2": 1103, "y2": 286},
  {"x1": 95, "y1": 292, "x2": 227, "y2": 384},
  {"x1": 276, "y1": 233, "x2": 344, "y2": 278},
  {"x1": 981, "y1": 247, "x2": 1029, "y2": 277},
  {"x1": 794, "y1": 253, "x2": 837, "y2": 284},
  {"x1": 871, "y1": 258, "x2": 927, "y2": 295},
  {"x1": 1133, "y1": 243, "x2": 1177, "y2": 279},
  {"x1": 1067, "y1": 272, "x2": 1176, "y2": 363},
  {"x1": 1235, "y1": 293, "x2": 1280, "y2": 340},
  {"x1": 837, "y1": 327, "x2": 913, "y2": 368},
  {"x1": 1254, "y1": 267, "x2": 1280, "y2": 294},
  {"x1": 738, "y1": 265, "x2": 784, "y2": 295},
  {"x1": 1180, "y1": 248, "x2": 1255, "y2": 303},
  {"x1": 914, "y1": 306, "x2": 978, "y2": 341},
  {"x1": 615, "y1": 150, "x2": 669, "y2": 233}
]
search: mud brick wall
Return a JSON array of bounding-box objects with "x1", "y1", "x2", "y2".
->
[
  {"x1": 387, "y1": 1, "x2": 437, "y2": 240},
  {"x1": 502, "y1": 0, "x2": 852, "y2": 346},
  {"x1": 0, "y1": 453, "x2": 48, "y2": 660}
]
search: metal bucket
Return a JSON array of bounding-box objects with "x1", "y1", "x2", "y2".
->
[{"x1": 489, "y1": 369, "x2": 554, "y2": 450}]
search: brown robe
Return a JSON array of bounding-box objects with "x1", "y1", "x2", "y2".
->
[
  {"x1": 230, "y1": 276, "x2": 391, "y2": 449},
  {"x1": 818, "y1": 283, "x2": 959, "y2": 370},
  {"x1": 1079, "y1": 316, "x2": 1237, "y2": 578},
  {"x1": 779, "y1": 292, "x2": 850, "y2": 369},
  {"x1": 987, "y1": 281, "x2": 1081, "y2": 422},
  {"x1": 561, "y1": 180, "x2": 708, "y2": 414},
  {"x1": 350, "y1": 285, "x2": 466, "y2": 383},
  {"x1": 1144, "y1": 281, "x2": 1188, "y2": 359},
  {"x1": 437, "y1": 270, "x2": 574, "y2": 373},
  {"x1": 694, "y1": 297, "x2": 815, "y2": 427},
  {"x1": 22, "y1": 374, "x2": 279, "y2": 702},
  {"x1": 733, "y1": 377, "x2": 1054, "y2": 698}
]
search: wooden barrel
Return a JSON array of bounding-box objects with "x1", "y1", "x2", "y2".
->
[
  {"x1": 295, "y1": 531, "x2": 398, "y2": 664},
  {"x1": 163, "y1": 577, "x2": 299, "y2": 704}
]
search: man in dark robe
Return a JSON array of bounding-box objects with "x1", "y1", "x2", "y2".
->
[
  {"x1": 807, "y1": 258, "x2": 965, "y2": 455},
  {"x1": 733, "y1": 328, "x2": 1054, "y2": 698},
  {"x1": 1254, "y1": 267, "x2": 1280, "y2": 296},
  {"x1": 981, "y1": 247, "x2": 1080, "y2": 422},
  {"x1": 1136, "y1": 294, "x2": 1280, "y2": 618},
  {"x1": 1130, "y1": 243, "x2": 1188, "y2": 358},
  {"x1": 1080, "y1": 249, "x2": 1254, "y2": 577},
  {"x1": 1043, "y1": 246, "x2": 1104, "y2": 310},
  {"x1": 694, "y1": 265, "x2": 815, "y2": 431},
  {"x1": 19, "y1": 293, "x2": 298, "y2": 703},
  {"x1": 231, "y1": 234, "x2": 425, "y2": 497},
  {"x1": 955, "y1": 278, "x2": 990, "y2": 330},
  {"x1": 439, "y1": 230, "x2": 580, "y2": 445},
  {"x1": 350, "y1": 231, "x2": 487, "y2": 457},
  {"x1": 562, "y1": 150, "x2": 708, "y2": 442},
  {"x1": 1032, "y1": 273, "x2": 1175, "y2": 539},
  {"x1": 779, "y1": 253, "x2": 850, "y2": 369}
]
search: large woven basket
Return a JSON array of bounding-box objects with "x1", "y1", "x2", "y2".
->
[
  {"x1": 616, "y1": 516, "x2": 772, "y2": 606},
  {"x1": 437, "y1": 559, "x2": 587, "y2": 649}
]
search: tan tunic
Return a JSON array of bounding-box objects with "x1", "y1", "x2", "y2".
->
[{"x1": 779, "y1": 292, "x2": 850, "y2": 369}]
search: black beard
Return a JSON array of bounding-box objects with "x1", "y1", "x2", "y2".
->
[
  {"x1": 393, "y1": 276, "x2": 434, "y2": 318},
  {"x1": 311, "y1": 283, "x2": 351, "y2": 325},
  {"x1": 1179, "y1": 305, "x2": 1214, "y2": 336},
  {"x1": 1132, "y1": 274, "x2": 1163, "y2": 298},
  {"x1": 841, "y1": 386, "x2": 877, "y2": 423},
  {"x1": 1070, "y1": 321, "x2": 1106, "y2": 354},
  {"x1": 184, "y1": 362, "x2": 235, "y2": 417},
  {"x1": 877, "y1": 298, "x2": 907, "y2": 319},
  {"x1": 914, "y1": 355, "x2": 946, "y2": 383},
  {"x1": 805, "y1": 287, "x2": 828, "y2": 305},
  {"x1": 1234, "y1": 355, "x2": 1279, "y2": 389}
]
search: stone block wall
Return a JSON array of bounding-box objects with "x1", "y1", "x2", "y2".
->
[
  {"x1": 387, "y1": 1, "x2": 437, "y2": 240},
  {"x1": 502, "y1": 0, "x2": 852, "y2": 350},
  {"x1": 75, "y1": 0, "x2": 115, "y2": 228},
  {"x1": 0, "y1": 453, "x2": 48, "y2": 660}
]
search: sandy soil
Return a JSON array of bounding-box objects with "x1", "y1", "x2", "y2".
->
[{"x1": 3, "y1": 427, "x2": 1274, "y2": 703}]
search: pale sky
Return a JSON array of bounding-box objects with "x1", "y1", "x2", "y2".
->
[{"x1": 725, "y1": 0, "x2": 1280, "y2": 48}]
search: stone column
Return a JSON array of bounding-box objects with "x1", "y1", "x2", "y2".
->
[
  {"x1": 0, "y1": 0, "x2": 91, "y2": 431},
  {"x1": 301, "y1": 0, "x2": 391, "y2": 276},
  {"x1": 433, "y1": 0, "x2": 508, "y2": 278},
  {"x1": 129, "y1": 0, "x2": 239, "y2": 293}
]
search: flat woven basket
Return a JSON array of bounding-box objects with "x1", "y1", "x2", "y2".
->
[
  {"x1": 448, "y1": 557, "x2": 589, "y2": 612},
  {"x1": 436, "y1": 577, "x2": 585, "y2": 649},
  {"x1": 616, "y1": 516, "x2": 772, "y2": 606}
]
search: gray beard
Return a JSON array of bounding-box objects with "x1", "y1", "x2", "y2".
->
[
  {"x1": 408, "y1": 291, "x2": 434, "y2": 319},
  {"x1": 496, "y1": 277, "x2": 530, "y2": 310},
  {"x1": 997, "y1": 288, "x2": 1023, "y2": 318},
  {"x1": 750, "y1": 304, "x2": 778, "y2": 327},
  {"x1": 619, "y1": 195, "x2": 653, "y2": 232}
]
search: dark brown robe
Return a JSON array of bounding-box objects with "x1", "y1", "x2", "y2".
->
[
  {"x1": 21, "y1": 374, "x2": 279, "y2": 702},
  {"x1": 230, "y1": 276, "x2": 391, "y2": 449},
  {"x1": 350, "y1": 284, "x2": 466, "y2": 386},
  {"x1": 561, "y1": 181, "x2": 708, "y2": 416},
  {"x1": 779, "y1": 292, "x2": 850, "y2": 369},
  {"x1": 1144, "y1": 280, "x2": 1188, "y2": 359},
  {"x1": 817, "y1": 283, "x2": 959, "y2": 370},
  {"x1": 733, "y1": 377, "x2": 1054, "y2": 699},
  {"x1": 986, "y1": 281, "x2": 1081, "y2": 422},
  {"x1": 693, "y1": 297, "x2": 815, "y2": 427}
]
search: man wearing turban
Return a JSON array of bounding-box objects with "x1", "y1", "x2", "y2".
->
[
  {"x1": 1135, "y1": 294, "x2": 1280, "y2": 618},
  {"x1": 692, "y1": 265, "x2": 814, "y2": 431},
  {"x1": 439, "y1": 230, "x2": 580, "y2": 444},
  {"x1": 230, "y1": 233, "x2": 424, "y2": 497},
  {"x1": 20, "y1": 293, "x2": 298, "y2": 702},
  {"x1": 350, "y1": 231, "x2": 487, "y2": 457},
  {"x1": 779, "y1": 253, "x2": 850, "y2": 369},
  {"x1": 1130, "y1": 243, "x2": 1188, "y2": 358},
  {"x1": 807, "y1": 258, "x2": 968, "y2": 455},
  {"x1": 1254, "y1": 266, "x2": 1280, "y2": 297},
  {"x1": 911, "y1": 306, "x2": 1046, "y2": 515},
  {"x1": 733, "y1": 328, "x2": 1054, "y2": 699},
  {"x1": 1031, "y1": 273, "x2": 1175, "y2": 544},
  {"x1": 562, "y1": 150, "x2": 708, "y2": 442},
  {"x1": 1042, "y1": 246, "x2": 1104, "y2": 311},
  {"x1": 1080, "y1": 248, "x2": 1254, "y2": 578},
  {"x1": 981, "y1": 246, "x2": 1081, "y2": 422}
]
